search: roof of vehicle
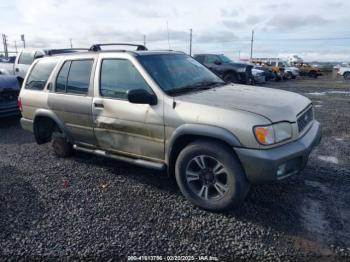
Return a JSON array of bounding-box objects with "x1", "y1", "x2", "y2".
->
[{"x1": 46, "y1": 50, "x2": 186, "y2": 58}]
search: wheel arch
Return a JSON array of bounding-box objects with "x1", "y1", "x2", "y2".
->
[
  {"x1": 165, "y1": 124, "x2": 242, "y2": 176},
  {"x1": 33, "y1": 109, "x2": 72, "y2": 144}
]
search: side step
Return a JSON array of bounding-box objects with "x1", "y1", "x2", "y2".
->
[{"x1": 73, "y1": 145, "x2": 166, "y2": 171}]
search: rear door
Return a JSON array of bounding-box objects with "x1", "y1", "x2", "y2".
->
[
  {"x1": 91, "y1": 53, "x2": 165, "y2": 161},
  {"x1": 48, "y1": 56, "x2": 96, "y2": 146}
]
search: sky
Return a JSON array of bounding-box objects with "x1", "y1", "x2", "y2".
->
[{"x1": 1, "y1": 0, "x2": 350, "y2": 62}]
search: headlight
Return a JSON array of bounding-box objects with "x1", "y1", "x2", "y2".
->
[{"x1": 254, "y1": 122, "x2": 292, "y2": 145}]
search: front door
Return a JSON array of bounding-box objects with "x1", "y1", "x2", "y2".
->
[{"x1": 92, "y1": 56, "x2": 164, "y2": 161}]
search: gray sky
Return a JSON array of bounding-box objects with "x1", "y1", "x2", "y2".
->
[{"x1": 1, "y1": 0, "x2": 350, "y2": 61}]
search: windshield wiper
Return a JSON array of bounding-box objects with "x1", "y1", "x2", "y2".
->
[{"x1": 167, "y1": 80, "x2": 225, "y2": 96}]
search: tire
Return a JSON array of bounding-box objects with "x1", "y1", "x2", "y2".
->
[
  {"x1": 52, "y1": 131, "x2": 72, "y2": 157},
  {"x1": 285, "y1": 72, "x2": 293, "y2": 80},
  {"x1": 344, "y1": 72, "x2": 350, "y2": 81},
  {"x1": 309, "y1": 71, "x2": 318, "y2": 78},
  {"x1": 223, "y1": 72, "x2": 238, "y2": 83},
  {"x1": 175, "y1": 140, "x2": 250, "y2": 211}
]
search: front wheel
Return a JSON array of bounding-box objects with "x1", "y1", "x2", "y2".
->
[
  {"x1": 175, "y1": 140, "x2": 250, "y2": 211},
  {"x1": 223, "y1": 72, "x2": 238, "y2": 83}
]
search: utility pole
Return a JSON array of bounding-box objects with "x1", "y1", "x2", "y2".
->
[
  {"x1": 189, "y1": 28, "x2": 192, "y2": 56},
  {"x1": 250, "y1": 29, "x2": 254, "y2": 62},
  {"x1": 69, "y1": 38, "x2": 73, "y2": 48},
  {"x1": 143, "y1": 35, "x2": 146, "y2": 47},
  {"x1": 21, "y1": 34, "x2": 26, "y2": 48},
  {"x1": 2, "y1": 34, "x2": 8, "y2": 58},
  {"x1": 166, "y1": 21, "x2": 170, "y2": 49},
  {"x1": 238, "y1": 50, "x2": 241, "y2": 60},
  {"x1": 14, "y1": 41, "x2": 18, "y2": 54}
]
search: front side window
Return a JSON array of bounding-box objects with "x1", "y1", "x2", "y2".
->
[
  {"x1": 218, "y1": 55, "x2": 232, "y2": 63},
  {"x1": 25, "y1": 59, "x2": 58, "y2": 90},
  {"x1": 138, "y1": 54, "x2": 224, "y2": 96},
  {"x1": 55, "y1": 59, "x2": 93, "y2": 95},
  {"x1": 18, "y1": 52, "x2": 35, "y2": 65},
  {"x1": 100, "y1": 59, "x2": 151, "y2": 100}
]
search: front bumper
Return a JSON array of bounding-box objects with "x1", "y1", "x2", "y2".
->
[
  {"x1": 0, "y1": 101, "x2": 20, "y2": 118},
  {"x1": 235, "y1": 121, "x2": 321, "y2": 184}
]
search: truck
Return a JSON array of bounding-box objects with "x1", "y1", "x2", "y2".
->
[{"x1": 337, "y1": 66, "x2": 350, "y2": 80}]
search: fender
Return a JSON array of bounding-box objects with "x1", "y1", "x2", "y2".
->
[
  {"x1": 33, "y1": 109, "x2": 74, "y2": 144},
  {"x1": 165, "y1": 123, "x2": 242, "y2": 165}
]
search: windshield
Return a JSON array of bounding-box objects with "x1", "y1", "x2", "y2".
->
[
  {"x1": 138, "y1": 54, "x2": 225, "y2": 96},
  {"x1": 218, "y1": 55, "x2": 232, "y2": 63}
]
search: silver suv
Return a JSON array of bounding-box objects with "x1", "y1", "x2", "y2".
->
[{"x1": 19, "y1": 43, "x2": 321, "y2": 211}]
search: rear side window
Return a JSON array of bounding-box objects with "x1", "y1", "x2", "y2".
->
[
  {"x1": 55, "y1": 59, "x2": 93, "y2": 95},
  {"x1": 25, "y1": 59, "x2": 57, "y2": 90},
  {"x1": 194, "y1": 55, "x2": 205, "y2": 64},
  {"x1": 18, "y1": 52, "x2": 35, "y2": 65},
  {"x1": 100, "y1": 59, "x2": 151, "y2": 100}
]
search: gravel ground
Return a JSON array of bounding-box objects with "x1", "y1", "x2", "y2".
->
[{"x1": 0, "y1": 74, "x2": 349, "y2": 261}]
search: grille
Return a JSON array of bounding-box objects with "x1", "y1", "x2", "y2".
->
[
  {"x1": 0, "y1": 90, "x2": 19, "y2": 103},
  {"x1": 297, "y1": 107, "x2": 313, "y2": 133}
]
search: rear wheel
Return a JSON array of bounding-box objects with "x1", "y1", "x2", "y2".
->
[
  {"x1": 223, "y1": 72, "x2": 238, "y2": 83},
  {"x1": 52, "y1": 130, "x2": 72, "y2": 157},
  {"x1": 309, "y1": 71, "x2": 318, "y2": 78},
  {"x1": 175, "y1": 140, "x2": 250, "y2": 211},
  {"x1": 344, "y1": 72, "x2": 350, "y2": 81}
]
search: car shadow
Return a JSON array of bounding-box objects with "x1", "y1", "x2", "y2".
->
[{"x1": 0, "y1": 165, "x2": 44, "y2": 239}]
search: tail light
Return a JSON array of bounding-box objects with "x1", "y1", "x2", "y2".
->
[{"x1": 18, "y1": 97, "x2": 23, "y2": 112}]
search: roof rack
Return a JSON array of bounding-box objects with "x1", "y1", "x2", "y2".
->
[
  {"x1": 89, "y1": 43, "x2": 148, "y2": 52},
  {"x1": 45, "y1": 48, "x2": 89, "y2": 56}
]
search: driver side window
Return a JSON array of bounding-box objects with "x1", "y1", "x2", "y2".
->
[{"x1": 100, "y1": 59, "x2": 152, "y2": 100}]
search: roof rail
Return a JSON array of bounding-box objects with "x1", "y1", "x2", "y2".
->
[
  {"x1": 45, "y1": 48, "x2": 89, "y2": 56},
  {"x1": 89, "y1": 43, "x2": 148, "y2": 52}
]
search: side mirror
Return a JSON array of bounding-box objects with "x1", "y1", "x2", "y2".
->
[
  {"x1": 127, "y1": 89, "x2": 157, "y2": 105},
  {"x1": 214, "y1": 60, "x2": 222, "y2": 65}
]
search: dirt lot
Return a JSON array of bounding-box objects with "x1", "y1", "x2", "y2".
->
[{"x1": 0, "y1": 75, "x2": 349, "y2": 261}]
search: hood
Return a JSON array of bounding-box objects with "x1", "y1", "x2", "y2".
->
[{"x1": 175, "y1": 84, "x2": 311, "y2": 123}]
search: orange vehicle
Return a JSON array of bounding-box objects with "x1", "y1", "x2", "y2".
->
[{"x1": 296, "y1": 63, "x2": 322, "y2": 78}]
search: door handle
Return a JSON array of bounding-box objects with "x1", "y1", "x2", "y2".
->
[
  {"x1": 94, "y1": 102, "x2": 104, "y2": 108},
  {"x1": 15, "y1": 68, "x2": 19, "y2": 72}
]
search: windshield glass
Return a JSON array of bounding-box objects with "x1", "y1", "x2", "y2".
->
[
  {"x1": 218, "y1": 55, "x2": 232, "y2": 63},
  {"x1": 138, "y1": 54, "x2": 225, "y2": 95}
]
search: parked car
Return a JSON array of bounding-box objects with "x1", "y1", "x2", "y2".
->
[
  {"x1": 193, "y1": 54, "x2": 253, "y2": 84},
  {"x1": 337, "y1": 66, "x2": 350, "y2": 80},
  {"x1": 252, "y1": 68, "x2": 266, "y2": 84},
  {"x1": 268, "y1": 61, "x2": 299, "y2": 80},
  {"x1": 296, "y1": 63, "x2": 322, "y2": 78},
  {"x1": 19, "y1": 43, "x2": 321, "y2": 211},
  {"x1": 254, "y1": 66, "x2": 276, "y2": 81},
  {"x1": 0, "y1": 76, "x2": 21, "y2": 117},
  {"x1": 0, "y1": 48, "x2": 88, "y2": 85}
]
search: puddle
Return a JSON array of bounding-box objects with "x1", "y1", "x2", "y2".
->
[
  {"x1": 317, "y1": 155, "x2": 339, "y2": 164},
  {"x1": 308, "y1": 91, "x2": 350, "y2": 96}
]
